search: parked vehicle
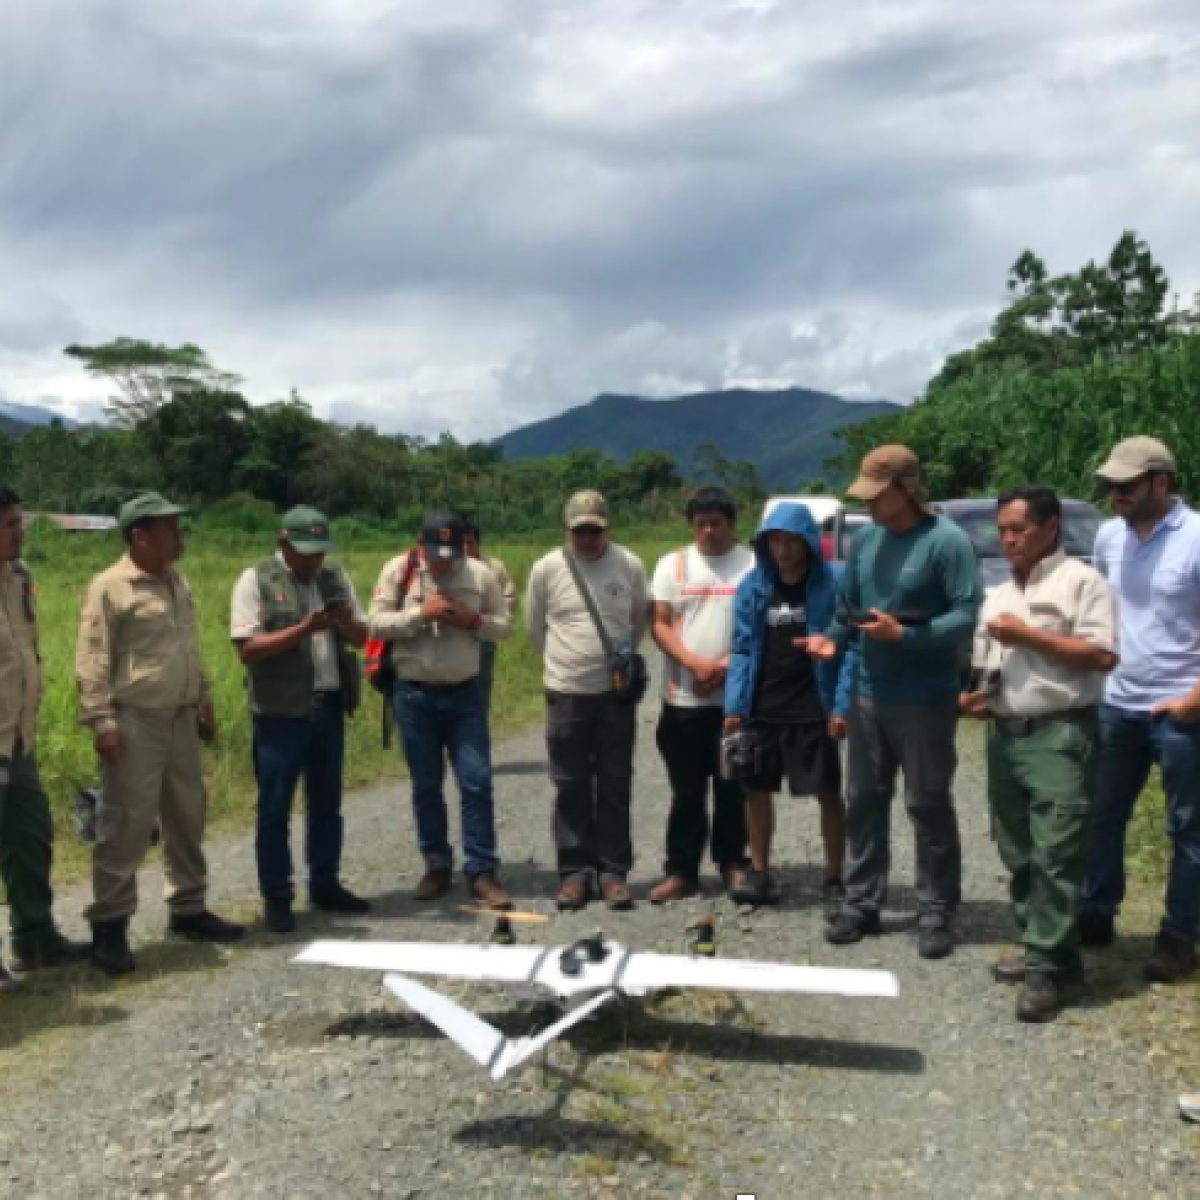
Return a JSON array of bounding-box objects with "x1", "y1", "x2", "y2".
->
[{"x1": 936, "y1": 498, "x2": 1105, "y2": 592}]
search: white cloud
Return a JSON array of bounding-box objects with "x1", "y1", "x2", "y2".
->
[{"x1": 1, "y1": 0, "x2": 1198, "y2": 438}]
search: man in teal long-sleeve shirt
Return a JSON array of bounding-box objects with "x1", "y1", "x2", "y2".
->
[{"x1": 804, "y1": 446, "x2": 979, "y2": 959}]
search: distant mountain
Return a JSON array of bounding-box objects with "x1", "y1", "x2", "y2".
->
[
  {"x1": 494, "y1": 387, "x2": 901, "y2": 488},
  {"x1": 0, "y1": 400, "x2": 80, "y2": 433}
]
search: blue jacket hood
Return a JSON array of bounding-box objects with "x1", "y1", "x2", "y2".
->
[{"x1": 752, "y1": 502, "x2": 827, "y2": 583}]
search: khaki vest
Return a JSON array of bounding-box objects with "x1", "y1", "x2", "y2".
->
[{"x1": 245, "y1": 559, "x2": 360, "y2": 718}]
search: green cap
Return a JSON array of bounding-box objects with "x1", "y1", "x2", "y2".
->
[
  {"x1": 281, "y1": 505, "x2": 334, "y2": 554},
  {"x1": 118, "y1": 491, "x2": 187, "y2": 532},
  {"x1": 564, "y1": 489, "x2": 609, "y2": 530}
]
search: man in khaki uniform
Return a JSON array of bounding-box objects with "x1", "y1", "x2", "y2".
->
[
  {"x1": 76, "y1": 492, "x2": 244, "y2": 974},
  {"x1": 463, "y1": 519, "x2": 517, "y2": 712},
  {"x1": 369, "y1": 512, "x2": 513, "y2": 908},
  {"x1": 0, "y1": 487, "x2": 88, "y2": 990}
]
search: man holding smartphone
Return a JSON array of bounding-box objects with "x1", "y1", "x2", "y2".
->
[
  {"x1": 961, "y1": 487, "x2": 1116, "y2": 1022},
  {"x1": 231, "y1": 506, "x2": 369, "y2": 933},
  {"x1": 805, "y1": 446, "x2": 979, "y2": 959},
  {"x1": 369, "y1": 513, "x2": 513, "y2": 909}
]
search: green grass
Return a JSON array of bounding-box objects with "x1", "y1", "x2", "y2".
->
[{"x1": 17, "y1": 523, "x2": 686, "y2": 881}]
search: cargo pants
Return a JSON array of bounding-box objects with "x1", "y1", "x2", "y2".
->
[
  {"x1": 988, "y1": 711, "x2": 1097, "y2": 975},
  {"x1": 0, "y1": 746, "x2": 57, "y2": 955},
  {"x1": 87, "y1": 707, "x2": 209, "y2": 925}
]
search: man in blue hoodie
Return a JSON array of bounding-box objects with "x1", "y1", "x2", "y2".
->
[{"x1": 723, "y1": 502, "x2": 858, "y2": 906}]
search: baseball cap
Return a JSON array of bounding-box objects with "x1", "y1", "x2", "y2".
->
[
  {"x1": 1095, "y1": 436, "x2": 1177, "y2": 483},
  {"x1": 564, "y1": 490, "x2": 609, "y2": 530},
  {"x1": 281, "y1": 505, "x2": 334, "y2": 555},
  {"x1": 846, "y1": 445, "x2": 930, "y2": 509},
  {"x1": 118, "y1": 491, "x2": 187, "y2": 532},
  {"x1": 419, "y1": 511, "x2": 466, "y2": 559}
]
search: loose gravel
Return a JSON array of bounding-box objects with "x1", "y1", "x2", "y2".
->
[{"x1": 2, "y1": 696, "x2": 1198, "y2": 1199}]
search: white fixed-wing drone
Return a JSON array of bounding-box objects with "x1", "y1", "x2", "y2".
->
[{"x1": 294, "y1": 931, "x2": 900, "y2": 1082}]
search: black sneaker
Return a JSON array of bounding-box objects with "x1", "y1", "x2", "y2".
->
[
  {"x1": 264, "y1": 897, "x2": 296, "y2": 934},
  {"x1": 918, "y1": 918, "x2": 954, "y2": 960},
  {"x1": 169, "y1": 910, "x2": 246, "y2": 943},
  {"x1": 821, "y1": 877, "x2": 846, "y2": 921},
  {"x1": 310, "y1": 881, "x2": 371, "y2": 915},
  {"x1": 1016, "y1": 973, "x2": 1062, "y2": 1023},
  {"x1": 1077, "y1": 911, "x2": 1116, "y2": 948},
  {"x1": 825, "y1": 908, "x2": 883, "y2": 945},
  {"x1": 730, "y1": 868, "x2": 781, "y2": 907},
  {"x1": 11, "y1": 931, "x2": 91, "y2": 972},
  {"x1": 90, "y1": 919, "x2": 135, "y2": 976},
  {"x1": 1144, "y1": 931, "x2": 1197, "y2": 984}
]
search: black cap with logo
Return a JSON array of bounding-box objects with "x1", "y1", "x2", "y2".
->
[{"x1": 418, "y1": 511, "x2": 466, "y2": 560}]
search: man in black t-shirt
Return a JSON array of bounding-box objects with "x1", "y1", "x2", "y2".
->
[{"x1": 724, "y1": 504, "x2": 851, "y2": 909}]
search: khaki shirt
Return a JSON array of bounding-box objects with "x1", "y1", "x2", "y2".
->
[
  {"x1": 973, "y1": 551, "x2": 1117, "y2": 717},
  {"x1": 525, "y1": 544, "x2": 649, "y2": 695},
  {"x1": 76, "y1": 554, "x2": 210, "y2": 733},
  {"x1": 368, "y1": 555, "x2": 511, "y2": 685},
  {"x1": 0, "y1": 561, "x2": 42, "y2": 759}
]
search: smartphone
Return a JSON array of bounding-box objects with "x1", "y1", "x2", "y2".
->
[
  {"x1": 322, "y1": 596, "x2": 347, "y2": 614},
  {"x1": 844, "y1": 608, "x2": 873, "y2": 626}
]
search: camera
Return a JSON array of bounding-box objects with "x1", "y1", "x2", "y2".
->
[{"x1": 720, "y1": 727, "x2": 764, "y2": 782}]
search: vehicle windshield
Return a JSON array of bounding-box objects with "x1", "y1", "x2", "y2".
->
[{"x1": 950, "y1": 506, "x2": 1103, "y2": 558}]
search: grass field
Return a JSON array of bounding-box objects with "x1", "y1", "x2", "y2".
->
[{"x1": 18, "y1": 521, "x2": 686, "y2": 880}]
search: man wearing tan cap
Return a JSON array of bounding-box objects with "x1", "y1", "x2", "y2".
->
[
  {"x1": 1080, "y1": 436, "x2": 1200, "y2": 983},
  {"x1": 525, "y1": 490, "x2": 649, "y2": 911},
  {"x1": 805, "y1": 445, "x2": 979, "y2": 958}
]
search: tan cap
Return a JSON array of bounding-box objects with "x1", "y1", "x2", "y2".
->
[
  {"x1": 564, "y1": 490, "x2": 609, "y2": 530},
  {"x1": 846, "y1": 444, "x2": 929, "y2": 509},
  {"x1": 1095, "y1": 436, "x2": 1176, "y2": 483}
]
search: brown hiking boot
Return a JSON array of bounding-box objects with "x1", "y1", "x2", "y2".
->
[
  {"x1": 991, "y1": 954, "x2": 1026, "y2": 984},
  {"x1": 600, "y1": 878, "x2": 635, "y2": 911},
  {"x1": 1144, "y1": 931, "x2": 1198, "y2": 983},
  {"x1": 649, "y1": 875, "x2": 699, "y2": 905},
  {"x1": 469, "y1": 871, "x2": 513, "y2": 911},
  {"x1": 413, "y1": 867, "x2": 453, "y2": 902},
  {"x1": 1016, "y1": 973, "x2": 1063, "y2": 1023},
  {"x1": 555, "y1": 876, "x2": 591, "y2": 912}
]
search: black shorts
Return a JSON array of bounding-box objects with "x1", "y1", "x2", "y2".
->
[{"x1": 743, "y1": 720, "x2": 842, "y2": 797}]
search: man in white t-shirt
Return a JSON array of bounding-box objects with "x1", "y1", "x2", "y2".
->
[{"x1": 649, "y1": 488, "x2": 755, "y2": 902}]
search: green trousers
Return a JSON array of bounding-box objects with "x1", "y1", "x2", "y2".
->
[
  {"x1": 987, "y1": 713, "x2": 1096, "y2": 974},
  {"x1": 0, "y1": 747, "x2": 56, "y2": 953}
]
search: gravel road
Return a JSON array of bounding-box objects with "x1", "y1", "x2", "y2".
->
[{"x1": 2, "y1": 694, "x2": 1198, "y2": 1199}]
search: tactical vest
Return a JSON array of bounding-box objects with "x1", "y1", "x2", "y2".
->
[{"x1": 245, "y1": 558, "x2": 360, "y2": 718}]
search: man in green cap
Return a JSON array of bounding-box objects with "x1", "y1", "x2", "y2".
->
[
  {"x1": 76, "y1": 492, "x2": 244, "y2": 974},
  {"x1": 230, "y1": 505, "x2": 369, "y2": 933}
]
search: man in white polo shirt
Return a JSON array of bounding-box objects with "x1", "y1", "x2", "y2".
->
[
  {"x1": 648, "y1": 488, "x2": 755, "y2": 903},
  {"x1": 1080, "y1": 436, "x2": 1200, "y2": 983}
]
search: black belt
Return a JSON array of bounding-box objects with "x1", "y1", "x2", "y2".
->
[
  {"x1": 993, "y1": 707, "x2": 1097, "y2": 739},
  {"x1": 400, "y1": 678, "x2": 477, "y2": 694}
]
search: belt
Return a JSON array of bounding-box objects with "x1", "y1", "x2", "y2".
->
[
  {"x1": 993, "y1": 707, "x2": 1097, "y2": 739},
  {"x1": 400, "y1": 678, "x2": 477, "y2": 694}
]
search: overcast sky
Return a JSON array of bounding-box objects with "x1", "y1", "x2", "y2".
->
[{"x1": 2, "y1": 0, "x2": 1198, "y2": 437}]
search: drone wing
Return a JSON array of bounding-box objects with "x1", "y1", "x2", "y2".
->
[
  {"x1": 383, "y1": 973, "x2": 618, "y2": 1081},
  {"x1": 619, "y1": 952, "x2": 899, "y2": 1000},
  {"x1": 294, "y1": 940, "x2": 554, "y2": 986}
]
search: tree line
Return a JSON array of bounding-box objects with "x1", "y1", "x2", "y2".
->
[
  {"x1": 0, "y1": 340, "x2": 764, "y2": 533},
  {"x1": 830, "y1": 232, "x2": 1200, "y2": 499}
]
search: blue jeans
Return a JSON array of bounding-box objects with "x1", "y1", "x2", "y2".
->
[
  {"x1": 392, "y1": 679, "x2": 498, "y2": 877},
  {"x1": 1081, "y1": 703, "x2": 1200, "y2": 942},
  {"x1": 252, "y1": 693, "x2": 345, "y2": 901}
]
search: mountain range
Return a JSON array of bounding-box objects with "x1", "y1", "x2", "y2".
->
[
  {"x1": 0, "y1": 400, "x2": 80, "y2": 435},
  {"x1": 494, "y1": 387, "x2": 901, "y2": 488}
]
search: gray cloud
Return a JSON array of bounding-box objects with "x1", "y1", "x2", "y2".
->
[{"x1": 2, "y1": 0, "x2": 1199, "y2": 438}]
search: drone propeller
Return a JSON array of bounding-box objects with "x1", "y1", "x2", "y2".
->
[{"x1": 456, "y1": 905, "x2": 551, "y2": 924}]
